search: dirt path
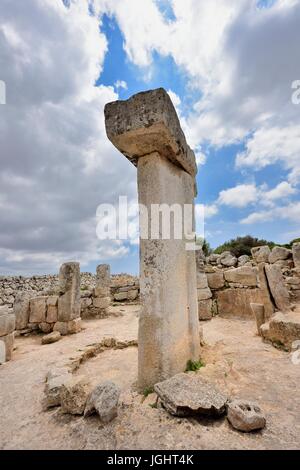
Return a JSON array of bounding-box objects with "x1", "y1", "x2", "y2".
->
[{"x1": 0, "y1": 306, "x2": 299, "y2": 450}]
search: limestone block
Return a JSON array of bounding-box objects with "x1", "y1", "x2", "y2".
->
[
  {"x1": 114, "y1": 292, "x2": 128, "y2": 301},
  {"x1": 292, "y1": 242, "x2": 300, "y2": 268},
  {"x1": 269, "y1": 246, "x2": 292, "y2": 264},
  {"x1": 224, "y1": 267, "x2": 258, "y2": 287},
  {"x1": 198, "y1": 299, "x2": 213, "y2": 321},
  {"x1": 13, "y1": 292, "x2": 31, "y2": 330},
  {"x1": 53, "y1": 320, "x2": 81, "y2": 336},
  {"x1": 197, "y1": 288, "x2": 212, "y2": 301},
  {"x1": 94, "y1": 286, "x2": 110, "y2": 298},
  {"x1": 227, "y1": 400, "x2": 266, "y2": 432},
  {"x1": 261, "y1": 311, "x2": 300, "y2": 351},
  {"x1": 216, "y1": 288, "x2": 264, "y2": 318},
  {"x1": 39, "y1": 322, "x2": 53, "y2": 334},
  {"x1": 0, "y1": 313, "x2": 15, "y2": 337},
  {"x1": 127, "y1": 289, "x2": 139, "y2": 301},
  {"x1": 207, "y1": 254, "x2": 220, "y2": 265},
  {"x1": 46, "y1": 295, "x2": 58, "y2": 323},
  {"x1": 0, "y1": 333, "x2": 14, "y2": 363},
  {"x1": 60, "y1": 375, "x2": 90, "y2": 415},
  {"x1": 84, "y1": 381, "x2": 120, "y2": 423},
  {"x1": 104, "y1": 88, "x2": 197, "y2": 177},
  {"x1": 251, "y1": 246, "x2": 270, "y2": 263},
  {"x1": 29, "y1": 296, "x2": 47, "y2": 323},
  {"x1": 197, "y1": 273, "x2": 208, "y2": 289},
  {"x1": 42, "y1": 370, "x2": 72, "y2": 409},
  {"x1": 154, "y1": 373, "x2": 227, "y2": 417},
  {"x1": 219, "y1": 252, "x2": 237, "y2": 267},
  {"x1": 42, "y1": 331, "x2": 61, "y2": 345},
  {"x1": 58, "y1": 262, "x2": 81, "y2": 321},
  {"x1": 96, "y1": 264, "x2": 111, "y2": 288},
  {"x1": 250, "y1": 303, "x2": 265, "y2": 336},
  {"x1": 81, "y1": 297, "x2": 92, "y2": 309},
  {"x1": 265, "y1": 264, "x2": 290, "y2": 312},
  {"x1": 207, "y1": 272, "x2": 225, "y2": 290},
  {"x1": 238, "y1": 255, "x2": 250, "y2": 267},
  {"x1": 93, "y1": 297, "x2": 110, "y2": 309}
]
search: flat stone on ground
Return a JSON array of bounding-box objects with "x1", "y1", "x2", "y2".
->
[
  {"x1": 42, "y1": 331, "x2": 61, "y2": 345},
  {"x1": 154, "y1": 372, "x2": 227, "y2": 417}
]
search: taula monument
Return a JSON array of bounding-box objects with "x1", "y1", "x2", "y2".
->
[{"x1": 105, "y1": 88, "x2": 200, "y2": 389}]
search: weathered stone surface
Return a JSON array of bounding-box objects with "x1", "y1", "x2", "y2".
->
[
  {"x1": 196, "y1": 273, "x2": 208, "y2": 290},
  {"x1": 269, "y1": 246, "x2": 292, "y2": 264},
  {"x1": 42, "y1": 369, "x2": 72, "y2": 409},
  {"x1": 39, "y1": 322, "x2": 53, "y2": 334},
  {"x1": 94, "y1": 286, "x2": 110, "y2": 298},
  {"x1": 216, "y1": 288, "x2": 264, "y2": 318},
  {"x1": 154, "y1": 373, "x2": 227, "y2": 417},
  {"x1": 261, "y1": 311, "x2": 300, "y2": 351},
  {"x1": 58, "y1": 262, "x2": 81, "y2": 321},
  {"x1": 42, "y1": 331, "x2": 61, "y2": 345},
  {"x1": 207, "y1": 272, "x2": 225, "y2": 290},
  {"x1": 54, "y1": 318, "x2": 81, "y2": 336},
  {"x1": 198, "y1": 299, "x2": 213, "y2": 321},
  {"x1": 13, "y1": 292, "x2": 31, "y2": 330},
  {"x1": 114, "y1": 292, "x2": 128, "y2": 301},
  {"x1": 207, "y1": 254, "x2": 220, "y2": 265},
  {"x1": 96, "y1": 264, "x2": 111, "y2": 288},
  {"x1": 127, "y1": 289, "x2": 138, "y2": 301},
  {"x1": 106, "y1": 89, "x2": 200, "y2": 390},
  {"x1": 257, "y1": 263, "x2": 274, "y2": 320},
  {"x1": 227, "y1": 400, "x2": 266, "y2": 432},
  {"x1": 224, "y1": 267, "x2": 258, "y2": 287},
  {"x1": 251, "y1": 246, "x2": 271, "y2": 263},
  {"x1": 0, "y1": 313, "x2": 15, "y2": 337},
  {"x1": 292, "y1": 243, "x2": 300, "y2": 268},
  {"x1": 219, "y1": 252, "x2": 237, "y2": 267},
  {"x1": 0, "y1": 333, "x2": 14, "y2": 363},
  {"x1": 29, "y1": 296, "x2": 47, "y2": 323},
  {"x1": 60, "y1": 375, "x2": 90, "y2": 415},
  {"x1": 197, "y1": 288, "x2": 212, "y2": 301},
  {"x1": 238, "y1": 255, "x2": 250, "y2": 267},
  {"x1": 46, "y1": 296, "x2": 58, "y2": 323},
  {"x1": 84, "y1": 381, "x2": 120, "y2": 423},
  {"x1": 265, "y1": 264, "x2": 290, "y2": 312},
  {"x1": 250, "y1": 303, "x2": 265, "y2": 336},
  {"x1": 105, "y1": 88, "x2": 197, "y2": 177},
  {"x1": 93, "y1": 297, "x2": 110, "y2": 309}
]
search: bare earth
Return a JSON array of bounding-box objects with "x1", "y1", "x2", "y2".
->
[{"x1": 0, "y1": 304, "x2": 299, "y2": 450}]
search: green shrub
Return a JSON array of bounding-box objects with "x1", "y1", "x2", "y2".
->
[{"x1": 186, "y1": 359, "x2": 205, "y2": 372}]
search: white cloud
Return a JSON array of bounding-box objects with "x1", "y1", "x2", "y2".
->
[
  {"x1": 218, "y1": 184, "x2": 257, "y2": 208},
  {"x1": 241, "y1": 201, "x2": 300, "y2": 225},
  {"x1": 0, "y1": 0, "x2": 136, "y2": 274},
  {"x1": 114, "y1": 80, "x2": 128, "y2": 90}
]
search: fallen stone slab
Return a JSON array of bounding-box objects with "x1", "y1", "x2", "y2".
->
[
  {"x1": 227, "y1": 400, "x2": 266, "y2": 432},
  {"x1": 41, "y1": 331, "x2": 61, "y2": 345},
  {"x1": 84, "y1": 381, "x2": 120, "y2": 423},
  {"x1": 154, "y1": 373, "x2": 227, "y2": 417}
]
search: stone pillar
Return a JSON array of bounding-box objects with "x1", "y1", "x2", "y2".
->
[
  {"x1": 54, "y1": 262, "x2": 81, "y2": 335},
  {"x1": 93, "y1": 264, "x2": 111, "y2": 311},
  {"x1": 257, "y1": 263, "x2": 274, "y2": 320},
  {"x1": 250, "y1": 303, "x2": 265, "y2": 336},
  {"x1": 105, "y1": 88, "x2": 200, "y2": 389}
]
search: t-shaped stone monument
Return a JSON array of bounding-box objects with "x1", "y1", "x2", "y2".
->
[{"x1": 105, "y1": 88, "x2": 200, "y2": 389}]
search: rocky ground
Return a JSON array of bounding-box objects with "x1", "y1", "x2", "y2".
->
[{"x1": 0, "y1": 304, "x2": 299, "y2": 450}]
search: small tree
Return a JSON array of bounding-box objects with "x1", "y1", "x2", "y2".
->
[{"x1": 214, "y1": 235, "x2": 276, "y2": 258}]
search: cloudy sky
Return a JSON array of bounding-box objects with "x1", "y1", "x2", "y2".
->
[{"x1": 0, "y1": 0, "x2": 299, "y2": 275}]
